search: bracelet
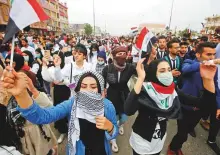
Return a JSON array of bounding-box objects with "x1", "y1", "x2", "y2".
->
[{"x1": 108, "y1": 125, "x2": 114, "y2": 133}]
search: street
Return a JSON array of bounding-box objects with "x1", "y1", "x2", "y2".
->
[{"x1": 53, "y1": 114, "x2": 219, "y2": 155}]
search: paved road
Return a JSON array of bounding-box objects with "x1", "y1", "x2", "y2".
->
[{"x1": 53, "y1": 114, "x2": 219, "y2": 155}]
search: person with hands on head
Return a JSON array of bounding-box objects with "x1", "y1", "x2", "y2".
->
[
  {"x1": 125, "y1": 58, "x2": 181, "y2": 155},
  {"x1": 2, "y1": 69, "x2": 118, "y2": 155}
]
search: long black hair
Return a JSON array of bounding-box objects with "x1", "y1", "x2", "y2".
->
[
  {"x1": 89, "y1": 43, "x2": 99, "y2": 59},
  {"x1": 5, "y1": 54, "x2": 24, "y2": 72},
  {"x1": 22, "y1": 50, "x2": 34, "y2": 67},
  {"x1": 75, "y1": 72, "x2": 101, "y2": 94}
]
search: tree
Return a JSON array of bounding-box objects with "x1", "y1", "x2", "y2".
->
[{"x1": 84, "y1": 24, "x2": 93, "y2": 36}]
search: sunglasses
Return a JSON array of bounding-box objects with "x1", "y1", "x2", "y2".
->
[{"x1": 5, "y1": 61, "x2": 10, "y2": 65}]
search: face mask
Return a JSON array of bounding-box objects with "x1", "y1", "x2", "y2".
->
[
  {"x1": 92, "y1": 51, "x2": 97, "y2": 54},
  {"x1": 157, "y1": 72, "x2": 173, "y2": 86},
  {"x1": 23, "y1": 56, "x2": 29, "y2": 62},
  {"x1": 35, "y1": 53, "x2": 41, "y2": 59},
  {"x1": 98, "y1": 61, "x2": 105, "y2": 65},
  {"x1": 114, "y1": 54, "x2": 127, "y2": 66}
]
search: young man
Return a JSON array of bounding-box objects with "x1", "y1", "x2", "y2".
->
[
  {"x1": 21, "y1": 39, "x2": 35, "y2": 58},
  {"x1": 164, "y1": 39, "x2": 182, "y2": 84},
  {"x1": 167, "y1": 42, "x2": 220, "y2": 155},
  {"x1": 156, "y1": 35, "x2": 168, "y2": 59},
  {"x1": 179, "y1": 42, "x2": 189, "y2": 61}
]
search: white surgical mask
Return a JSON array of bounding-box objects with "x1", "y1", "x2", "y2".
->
[
  {"x1": 36, "y1": 53, "x2": 41, "y2": 59},
  {"x1": 92, "y1": 51, "x2": 97, "y2": 54},
  {"x1": 23, "y1": 56, "x2": 29, "y2": 62},
  {"x1": 98, "y1": 61, "x2": 105, "y2": 65},
  {"x1": 157, "y1": 72, "x2": 173, "y2": 86}
]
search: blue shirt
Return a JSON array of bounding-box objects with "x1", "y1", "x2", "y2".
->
[
  {"x1": 17, "y1": 97, "x2": 118, "y2": 155},
  {"x1": 181, "y1": 59, "x2": 220, "y2": 109}
]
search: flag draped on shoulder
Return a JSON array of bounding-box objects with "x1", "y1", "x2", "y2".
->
[{"x1": 3, "y1": 0, "x2": 49, "y2": 43}]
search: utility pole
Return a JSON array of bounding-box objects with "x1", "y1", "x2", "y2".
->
[
  {"x1": 168, "y1": 0, "x2": 175, "y2": 30},
  {"x1": 93, "y1": 0, "x2": 96, "y2": 36}
]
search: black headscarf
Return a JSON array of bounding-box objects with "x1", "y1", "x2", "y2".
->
[
  {"x1": 22, "y1": 50, "x2": 34, "y2": 67},
  {"x1": 146, "y1": 59, "x2": 167, "y2": 86},
  {"x1": 5, "y1": 54, "x2": 24, "y2": 72}
]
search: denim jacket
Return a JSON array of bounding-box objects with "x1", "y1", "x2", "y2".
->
[{"x1": 17, "y1": 97, "x2": 118, "y2": 155}]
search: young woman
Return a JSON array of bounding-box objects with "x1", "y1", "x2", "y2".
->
[
  {"x1": 3, "y1": 70, "x2": 118, "y2": 155},
  {"x1": 96, "y1": 51, "x2": 107, "y2": 74},
  {"x1": 22, "y1": 50, "x2": 34, "y2": 70},
  {"x1": 124, "y1": 59, "x2": 182, "y2": 155},
  {"x1": 88, "y1": 43, "x2": 100, "y2": 70},
  {"x1": 31, "y1": 48, "x2": 44, "y2": 87},
  {"x1": 102, "y1": 46, "x2": 136, "y2": 152}
]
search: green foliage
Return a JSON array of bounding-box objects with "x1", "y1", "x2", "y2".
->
[{"x1": 84, "y1": 24, "x2": 93, "y2": 36}]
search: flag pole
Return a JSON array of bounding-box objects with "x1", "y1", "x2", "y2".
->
[{"x1": 10, "y1": 35, "x2": 15, "y2": 68}]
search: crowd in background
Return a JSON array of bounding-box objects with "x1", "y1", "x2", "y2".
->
[{"x1": 0, "y1": 30, "x2": 220, "y2": 155}]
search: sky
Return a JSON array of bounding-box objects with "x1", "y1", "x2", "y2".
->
[{"x1": 60, "y1": 0, "x2": 220, "y2": 35}]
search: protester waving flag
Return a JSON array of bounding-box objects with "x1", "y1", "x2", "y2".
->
[
  {"x1": 134, "y1": 27, "x2": 155, "y2": 60},
  {"x1": 3, "y1": 0, "x2": 49, "y2": 43}
]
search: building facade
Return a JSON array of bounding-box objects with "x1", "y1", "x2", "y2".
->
[
  {"x1": 0, "y1": 0, "x2": 69, "y2": 33},
  {"x1": 0, "y1": 0, "x2": 10, "y2": 31},
  {"x1": 139, "y1": 23, "x2": 166, "y2": 34},
  {"x1": 31, "y1": 0, "x2": 69, "y2": 34},
  {"x1": 204, "y1": 14, "x2": 220, "y2": 34}
]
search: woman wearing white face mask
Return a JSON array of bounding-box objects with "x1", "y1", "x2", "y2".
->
[
  {"x1": 96, "y1": 51, "x2": 107, "y2": 74},
  {"x1": 125, "y1": 59, "x2": 181, "y2": 155},
  {"x1": 89, "y1": 43, "x2": 100, "y2": 70}
]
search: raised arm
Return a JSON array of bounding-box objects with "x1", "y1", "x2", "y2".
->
[
  {"x1": 124, "y1": 58, "x2": 145, "y2": 116},
  {"x1": 182, "y1": 60, "x2": 200, "y2": 75}
]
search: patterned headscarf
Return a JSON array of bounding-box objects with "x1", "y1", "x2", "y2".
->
[{"x1": 68, "y1": 71, "x2": 105, "y2": 155}]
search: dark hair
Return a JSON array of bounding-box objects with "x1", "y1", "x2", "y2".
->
[
  {"x1": 35, "y1": 48, "x2": 43, "y2": 60},
  {"x1": 21, "y1": 39, "x2": 28, "y2": 43},
  {"x1": 5, "y1": 54, "x2": 24, "y2": 72},
  {"x1": 180, "y1": 41, "x2": 189, "y2": 47},
  {"x1": 22, "y1": 50, "x2": 34, "y2": 67},
  {"x1": 158, "y1": 35, "x2": 166, "y2": 40},
  {"x1": 201, "y1": 36, "x2": 208, "y2": 42},
  {"x1": 75, "y1": 72, "x2": 101, "y2": 94},
  {"x1": 89, "y1": 43, "x2": 100, "y2": 58},
  {"x1": 75, "y1": 43, "x2": 87, "y2": 56},
  {"x1": 196, "y1": 42, "x2": 216, "y2": 54},
  {"x1": 167, "y1": 38, "x2": 180, "y2": 49}
]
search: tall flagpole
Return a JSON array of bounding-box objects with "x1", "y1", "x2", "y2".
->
[
  {"x1": 168, "y1": 0, "x2": 175, "y2": 29},
  {"x1": 93, "y1": 0, "x2": 96, "y2": 36}
]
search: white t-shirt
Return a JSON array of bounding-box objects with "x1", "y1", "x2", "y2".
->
[
  {"x1": 130, "y1": 120, "x2": 166, "y2": 155},
  {"x1": 21, "y1": 46, "x2": 36, "y2": 58}
]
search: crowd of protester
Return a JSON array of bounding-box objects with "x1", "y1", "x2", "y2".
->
[{"x1": 0, "y1": 31, "x2": 220, "y2": 155}]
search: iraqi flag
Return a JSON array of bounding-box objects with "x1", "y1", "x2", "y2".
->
[
  {"x1": 3, "y1": 0, "x2": 49, "y2": 43},
  {"x1": 135, "y1": 27, "x2": 155, "y2": 59}
]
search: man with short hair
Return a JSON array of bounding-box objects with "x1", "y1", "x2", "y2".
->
[
  {"x1": 164, "y1": 39, "x2": 182, "y2": 84},
  {"x1": 156, "y1": 35, "x2": 168, "y2": 59},
  {"x1": 167, "y1": 42, "x2": 220, "y2": 155},
  {"x1": 179, "y1": 42, "x2": 189, "y2": 60},
  {"x1": 21, "y1": 39, "x2": 35, "y2": 58}
]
